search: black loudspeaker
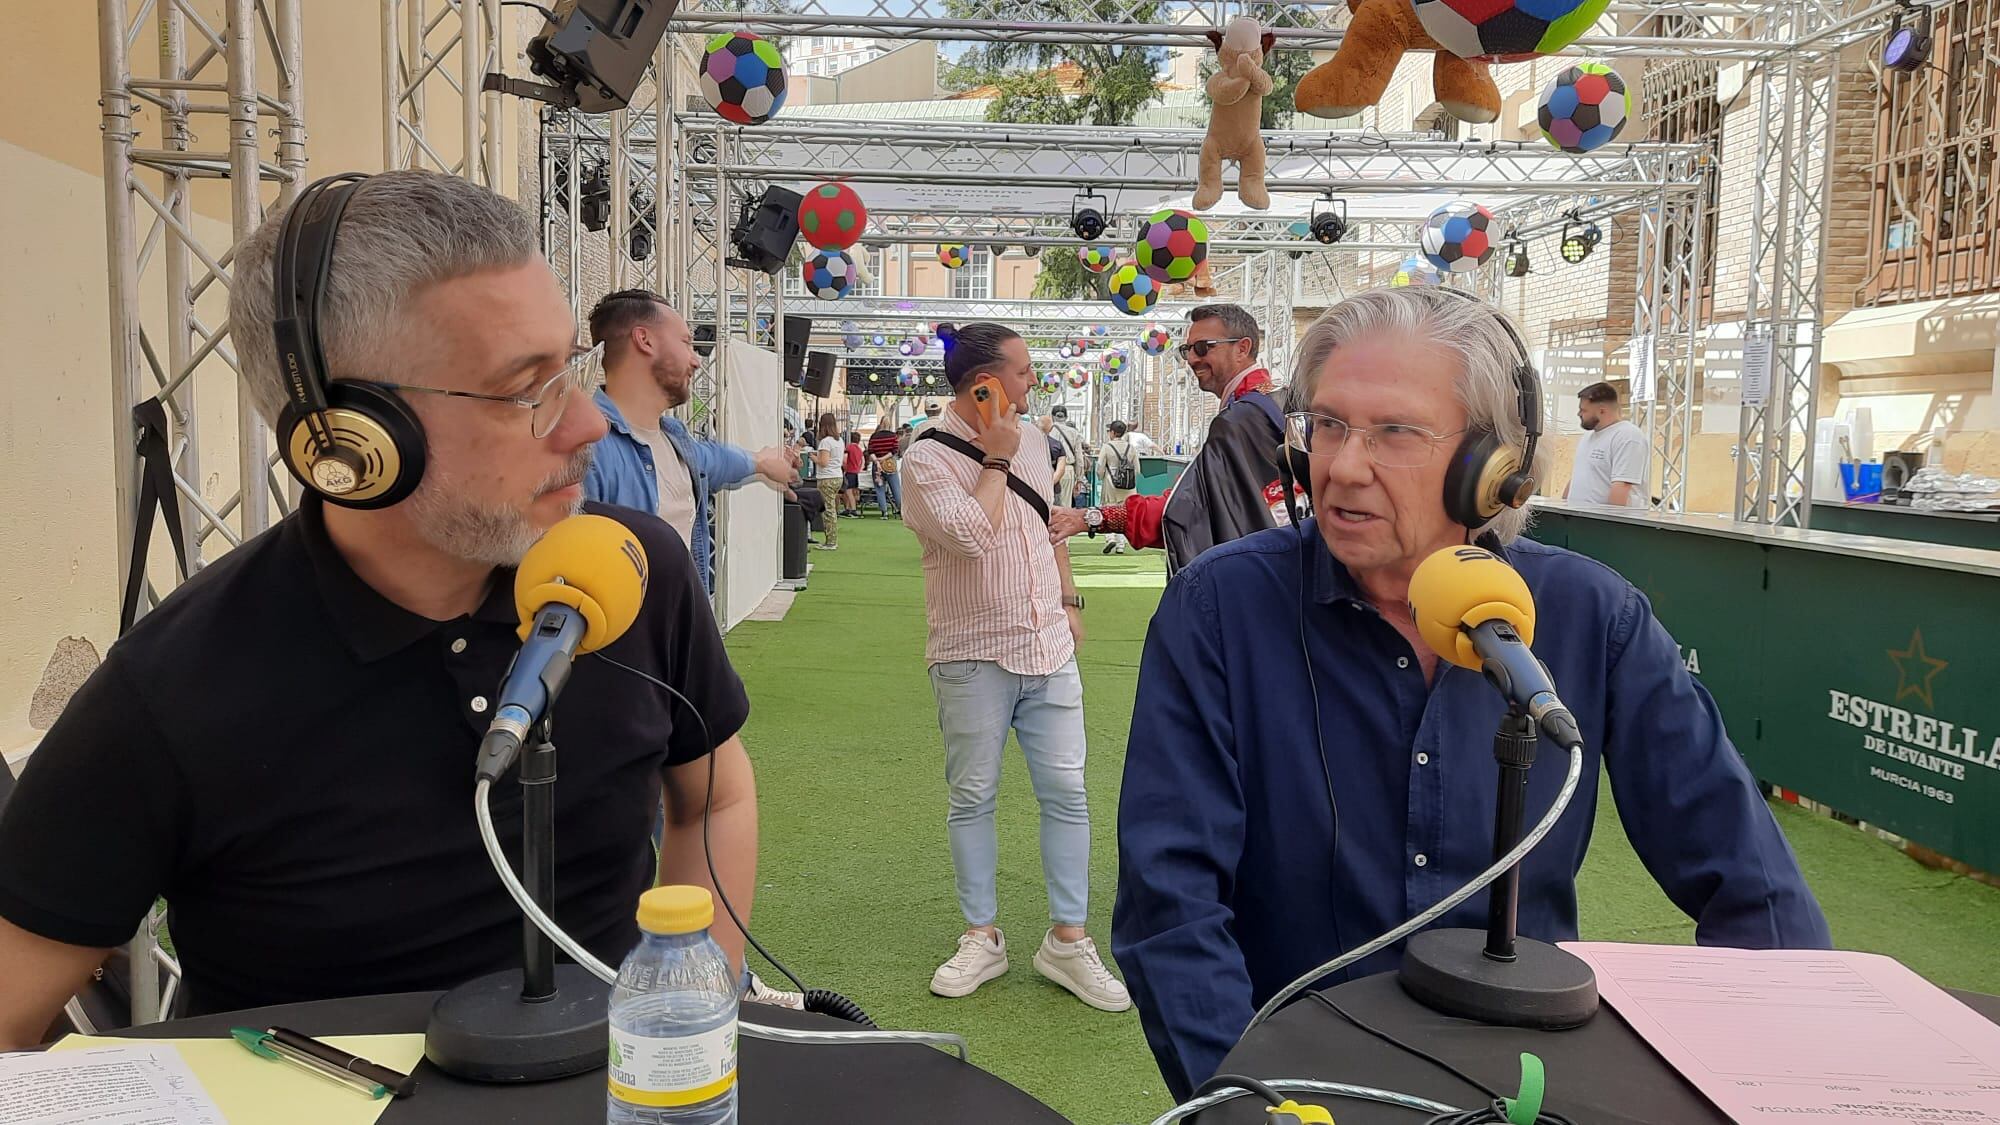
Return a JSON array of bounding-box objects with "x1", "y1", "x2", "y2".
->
[
  {"x1": 490, "y1": 0, "x2": 682, "y2": 113},
  {"x1": 692, "y1": 323, "x2": 715, "y2": 358},
  {"x1": 801, "y1": 351, "x2": 836, "y2": 398},
  {"x1": 782, "y1": 316, "x2": 812, "y2": 384},
  {"x1": 727, "y1": 187, "x2": 802, "y2": 274}
]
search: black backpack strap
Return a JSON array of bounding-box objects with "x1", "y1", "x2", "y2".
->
[
  {"x1": 916, "y1": 428, "x2": 1051, "y2": 525},
  {"x1": 1241, "y1": 388, "x2": 1285, "y2": 437},
  {"x1": 122, "y1": 397, "x2": 191, "y2": 634}
]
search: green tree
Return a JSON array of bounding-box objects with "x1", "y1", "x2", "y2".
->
[
  {"x1": 942, "y1": 1, "x2": 1167, "y2": 298},
  {"x1": 1198, "y1": 4, "x2": 1320, "y2": 130}
]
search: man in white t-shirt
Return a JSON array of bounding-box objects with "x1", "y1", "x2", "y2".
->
[{"x1": 1564, "y1": 381, "x2": 1649, "y2": 508}]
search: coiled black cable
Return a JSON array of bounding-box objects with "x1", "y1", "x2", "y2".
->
[{"x1": 803, "y1": 989, "x2": 877, "y2": 1029}]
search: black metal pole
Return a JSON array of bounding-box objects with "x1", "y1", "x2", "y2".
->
[
  {"x1": 519, "y1": 721, "x2": 557, "y2": 1002},
  {"x1": 1484, "y1": 707, "x2": 1539, "y2": 962}
]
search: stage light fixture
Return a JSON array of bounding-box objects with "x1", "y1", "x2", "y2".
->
[
  {"x1": 629, "y1": 191, "x2": 656, "y2": 261},
  {"x1": 1504, "y1": 238, "x2": 1531, "y2": 277},
  {"x1": 484, "y1": 0, "x2": 681, "y2": 112},
  {"x1": 1070, "y1": 191, "x2": 1110, "y2": 241},
  {"x1": 579, "y1": 164, "x2": 611, "y2": 232},
  {"x1": 1882, "y1": 5, "x2": 1932, "y2": 73},
  {"x1": 1023, "y1": 244, "x2": 1044, "y2": 259},
  {"x1": 1308, "y1": 195, "x2": 1349, "y2": 245},
  {"x1": 1559, "y1": 213, "x2": 1600, "y2": 265}
]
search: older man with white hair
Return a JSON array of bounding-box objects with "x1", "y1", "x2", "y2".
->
[{"x1": 1112, "y1": 286, "x2": 1830, "y2": 1100}]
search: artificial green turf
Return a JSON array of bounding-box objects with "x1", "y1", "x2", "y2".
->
[{"x1": 725, "y1": 516, "x2": 2000, "y2": 1125}]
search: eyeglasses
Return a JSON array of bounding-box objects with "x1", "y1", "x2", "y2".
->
[
  {"x1": 1285, "y1": 411, "x2": 1465, "y2": 469},
  {"x1": 372, "y1": 341, "x2": 605, "y2": 439},
  {"x1": 1174, "y1": 337, "x2": 1247, "y2": 361}
]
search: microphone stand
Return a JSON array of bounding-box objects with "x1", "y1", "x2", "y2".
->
[
  {"x1": 425, "y1": 717, "x2": 612, "y2": 1082},
  {"x1": 1398, "y1": 705, "x2": 1599, "y2": 1028}
]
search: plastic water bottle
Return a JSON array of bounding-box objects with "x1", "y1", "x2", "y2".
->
[{"x1": 607, "y1": 886, "x2": 739, "y2": 1125}]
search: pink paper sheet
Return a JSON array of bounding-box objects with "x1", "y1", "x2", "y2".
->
[{"x1": 1561, "y1": 942, "x2": 2000, "y2": 1124}]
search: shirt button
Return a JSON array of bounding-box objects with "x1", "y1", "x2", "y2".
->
[
  {"x1": 470, "y1": 696, "x2": 489, "y2": 714},
  {"x1": 1397, "y1": 656, "x2": 1410, "y2": 669},
  {"x1": 1416, "y1": 752, "x2": 1430, "y2": 766},
  {"x1": 1414, "y1": 853, "x2": 1429, "y2": 868},
  {"x1": 450, "y1": 638, "x2": 467, "y2": 654}
]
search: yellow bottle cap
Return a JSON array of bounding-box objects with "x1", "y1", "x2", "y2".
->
[{"x1": 637, "y1": 885, "x2": 715, "y2": 935}]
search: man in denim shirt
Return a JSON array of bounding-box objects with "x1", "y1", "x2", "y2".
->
[
  {"x1": 583, "y1": 290, "x2": 796, "y2": 593},
  {"x1": 1113, "y1": 288, "x2": 1830, "y2": 1100}
]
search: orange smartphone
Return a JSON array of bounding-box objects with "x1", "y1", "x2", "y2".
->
[{"x1": 970, "y1": 375, "x2": 1011, "y2": 429}]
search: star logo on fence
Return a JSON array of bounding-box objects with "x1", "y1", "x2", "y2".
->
[{"x1": 1887, "y1": 628, "x2": 1948, "y2": 711}]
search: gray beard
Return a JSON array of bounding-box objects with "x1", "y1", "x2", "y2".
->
[{"x1": 407, "y1": 447, "x2": 594, "y2": 567}]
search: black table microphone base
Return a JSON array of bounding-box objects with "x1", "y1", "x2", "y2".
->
[
  {"x1": 424, "y1": 964, "x2": 611, "y2": 1082},
  {"x1": 1399, "y1": 928, "x2": 1598, "y2": 1030}
]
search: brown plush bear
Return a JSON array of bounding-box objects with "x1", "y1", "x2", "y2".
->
[
  {"x1": 1293, "y1": 0, "x2": 1501, "y2": 124},
  {"x1": 1194, "y1": 17, "x2": 1276, "y2": 212}
]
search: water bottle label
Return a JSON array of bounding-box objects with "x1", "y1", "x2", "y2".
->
[{"x1": 607, "y1": 1021, "x2": 739, "y2": 1108}]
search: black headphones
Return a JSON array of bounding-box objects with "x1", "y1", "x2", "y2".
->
[
  {"x1": 1279, "y1": 287, "x2": 1542, "y2": 529},
  {"x1": 272, "y1": 173, "x2": 428, "y2": 508}
]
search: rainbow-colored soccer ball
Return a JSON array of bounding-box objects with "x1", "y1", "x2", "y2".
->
[
  {"x1": 1418, "y1": 201, "x2": 1497, "y2": 274},
  {"x1": 699, "y1": 32, "x2": 788, "y2": 126},
  {"x1": 937, "y1": 243, "x2": 969, "y2": 269},
  {"x1": 1078, "y1": 245, "x2": 1117, "y2": 274},
  {"x1": 1538, "y1": 62, "x2": 1630, "y2": 154},
  {"x1": 1134, "y1": 209, "x2": 1209, "y2": 284},
  {"x1": 1107, "y1": 261, "x2": 1162, "y2": 315},
  {"x1": 800, "y1": 248, "x2": 857, "y2": 300},
  {"x1": 1140, "y1": 325, "x2": 1171, "y2": 355},
  {"x1": 1413, "y1": 0, "x2": 1608, "y2": 63}
]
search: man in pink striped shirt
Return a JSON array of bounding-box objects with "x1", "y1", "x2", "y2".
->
[{"x1": 901, "y1": 323, "x2": 1131, "y2": 1013}]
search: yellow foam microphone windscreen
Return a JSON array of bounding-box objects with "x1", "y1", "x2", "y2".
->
[
  {"x1": 1406, "y1": 545, "x2": 1536, "y2": 671},
  {"x1": 514, "y1": 514, "x2": 649, "y2": 653}
]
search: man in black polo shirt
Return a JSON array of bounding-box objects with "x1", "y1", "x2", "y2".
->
[{"x1": 0, "y1": 170, "x2": 763, "y2": 1047}]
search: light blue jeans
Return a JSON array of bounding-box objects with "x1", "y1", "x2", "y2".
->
[
  {"x1": 873, "y1": 470, "x2": 902, "y2": 516},
  {"x1": 927, "y1": 658, "x2": 1090, "y2": 928}
]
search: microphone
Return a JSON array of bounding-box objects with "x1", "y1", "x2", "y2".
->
[
  {"x1": 1407, "y1": 545, "x2": 1583, "y2": 751},
  {"x1": 474, "y1": 514, "x2": 650, "y2": 783}
]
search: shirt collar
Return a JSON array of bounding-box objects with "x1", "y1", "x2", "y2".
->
[
  {"x1": 1308, "y1": 522, "x2": 1511, "y2": 608},
  {"x1": 300, "y1": 496, "x2": 517, "y2": 664},
  {"x1": 1223, "y1": 366, "x2": 1272, "y2": 403},
  {"x1": 937, "y1": 402, "x2": 978, "y2": 439}
]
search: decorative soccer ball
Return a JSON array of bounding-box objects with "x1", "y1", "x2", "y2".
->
[
  {"x1": 1134, "y1": 208, "x2": 1210, "y2": 283},
  {"x1": 1413, "y1": 0, "x2": 1608, "y2": 63},
  {"x1": 797, "y1": 182, "x2": 867, "y2": 250},
  {"x1": 800, "y1": 248, "x2": 857, "y2": 300},
  {"x1": 1078, "y1": 245, "x2": 1117, "y2": 273},
  {"x1": 1538, "y1": 62, "x2": 1630, "y2": 153},
  {"x1": 1101, "y1": 349, "x2": 1130, "y2": 375},
  {"x1": 699, "y1": 32, "x2": 788, "y2": 125},
  {"x1": 1039, "y1": 370, "x2": 1064, "y2": 393},
  {"x1": 1108, "y1": 260, "x2": 1163, "y2": 316},
  {"x1": 897, "y1": 363, "x2": 918, "y2": 387},
  {"x1": 1071, "y1": 338, "x2": 1091, "y2": 356},
  {"x1": 900, "y1": 336, "x2": 926, "y2": 357},
  {"x1": 1057, "y1": 342, "x2": 1077, "y2": 359},
  {"x1": 1392, "y1": 255, "x2": 1445, "y2": 287},
  {"x1": 1140, "y1": 325, "x2": 1172, "y2": 355},
  {"x1": 1090, "y1": 324, "x2": 1108, "y2": 337},
  {"x1": 1066, "y1": 366, "x2": 1091, "y2": 389},
  {"x1": 1418, "y1": 201, "x2": 1497, "y2": 273},
  {"x1": 871, "y1": 334, "x2": 886, "y2": 347},
  {"x1": 937, "y1": 243, "x2": 968, "y2": 269}
]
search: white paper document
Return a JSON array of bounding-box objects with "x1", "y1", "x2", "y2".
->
[
  {"x1": 0, "y1": 1044, "x2": 225, "y2": 1125},
  {"x1": 1565, "y1": 942, "x2": 2000, "y2": 1124}
]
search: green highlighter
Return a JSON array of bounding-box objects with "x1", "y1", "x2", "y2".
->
[{"x1": 230, "y1": 1026, "x2": 401, "y2": 1099}]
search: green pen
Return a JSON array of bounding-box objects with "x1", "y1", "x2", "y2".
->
[{"x1": 229, "y1": 1027, "x2": 389, "y2": 1099}]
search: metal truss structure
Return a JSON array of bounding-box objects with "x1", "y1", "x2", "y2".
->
[
  {"x1": 1737, "y1": 0, "x2": 1856, "y2": 525},
  {"x1": 669, "y1": 0, "x2": 1788, "y2": 58},
  {"x1": 96, "y1": 0, "x2": 308, "y2": 1024},
  {"x1": 381, "y1": 0, "x2": 505, "y2": 186}
]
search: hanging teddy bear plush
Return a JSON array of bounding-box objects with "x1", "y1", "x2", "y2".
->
[
  {"x1": 1293, "y1": 0, "x2": 1502, "y2": 125},
  {"x1": 1193, "y1": 16, "x2": 1276, "y2": 212}
]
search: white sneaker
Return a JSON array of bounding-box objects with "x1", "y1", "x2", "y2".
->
[
  {"x1": 930, "y1": 928, "x2": 1009, "y2": 998},
  {"x1": 744, "y1": 971, "x2": 805, "y2": 1010},
  {"x1": 1033, "y1": 930, "x2": 1132, "y2": 1012}
]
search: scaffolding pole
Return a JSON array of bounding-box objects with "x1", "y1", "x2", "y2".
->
[{"x1": 382, "y1": 0, "x2": 505, "y2": 186}]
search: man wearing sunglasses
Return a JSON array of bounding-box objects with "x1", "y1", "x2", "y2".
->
[
  {"x1": 1056, "y1": 304, "x2": 1290, "y2": 575},
  {"x1": 0, "y1": 171, "x2": 768, "y2": 1046}
]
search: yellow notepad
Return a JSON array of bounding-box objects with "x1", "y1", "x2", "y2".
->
[{"x1": 51, "y1": 1032, "x2": 427, "y2": 1125}]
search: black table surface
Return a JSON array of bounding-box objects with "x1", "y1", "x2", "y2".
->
[
  {"x1": 1195, "y1": 971, "x2": 2000, "y2": 1125},
  {"x1": 121, "y1": 992, "x2": 1072, "y2": 1124}
]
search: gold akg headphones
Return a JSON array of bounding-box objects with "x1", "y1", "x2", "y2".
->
[
  {"x1": 1436, "y1": 290, "x2": 1543, "y2": 529},
  {"x1": 271, "y1": 173, "x2": 427, "y2": 508}
]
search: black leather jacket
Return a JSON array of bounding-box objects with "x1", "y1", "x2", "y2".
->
[{"x1": 1160, "y1": 389, "x2": 1288, "y2": 576}]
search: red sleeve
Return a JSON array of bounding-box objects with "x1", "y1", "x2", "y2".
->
[{"x1": 1114, "y1": 493, "x2": 1169, "y2": 550}]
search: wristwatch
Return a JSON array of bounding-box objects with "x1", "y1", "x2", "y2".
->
[
  {"x1": 1061, "y1": 594, "x2": 1086, "y2": 610},
  {"x1": 1083, "y1": 507, "x2": 1104, "y2": 538}
]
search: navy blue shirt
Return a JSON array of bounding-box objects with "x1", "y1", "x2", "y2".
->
[{"x1": 1111, "y1": 521, "x2": 1830, "y2": 1099}]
